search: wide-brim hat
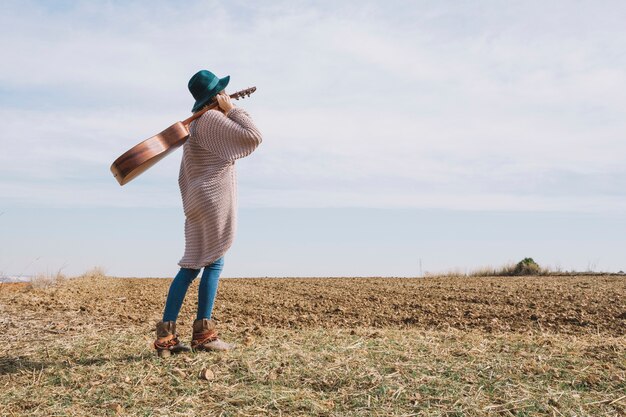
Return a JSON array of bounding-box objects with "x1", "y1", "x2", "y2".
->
[{"x1": 188, "y1": 70, "x2": 230, "y2": 113}]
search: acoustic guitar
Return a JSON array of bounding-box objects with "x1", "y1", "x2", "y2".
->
[{"x1": 110, "y1": 87, "x2": 256, "y2": 185}]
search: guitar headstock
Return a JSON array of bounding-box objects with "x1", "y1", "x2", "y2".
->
[{"x1": 230, "y1": 87, "x2": 257, "y2": 100}]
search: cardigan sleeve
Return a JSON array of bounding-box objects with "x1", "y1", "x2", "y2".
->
[{"x1": 191, "y1": 108, "x2": 262, "y2": 161}]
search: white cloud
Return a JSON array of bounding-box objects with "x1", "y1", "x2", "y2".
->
[{"x1": 1, "y1": 0, "x2": 625, "y2": 211}]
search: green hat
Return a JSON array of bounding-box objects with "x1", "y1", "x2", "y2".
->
[{"x1": 188, "y1": 70, "x2": 230, "y2": 113}]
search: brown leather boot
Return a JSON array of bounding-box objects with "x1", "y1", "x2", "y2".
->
[
  {"x1": 191, "y1": 318, "x2": 235, "y2": 351},
  {"x1": 154, "y1": 321, "x2": 191, "y2": 357}
]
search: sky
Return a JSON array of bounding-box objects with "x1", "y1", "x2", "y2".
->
[{"x1": 1, "y1": 0, "x2": 625, "y2": 278}]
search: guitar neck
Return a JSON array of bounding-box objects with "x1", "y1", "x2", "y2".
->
[
  {"x1": 181, "y1": 87, "x2": 256, "y2": 126},
  {"x1": 182, "y1": 103, "x2": 219, "y2": 126}
]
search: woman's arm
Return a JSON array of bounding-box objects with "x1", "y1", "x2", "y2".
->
[{"x1": 192, "y1": 101, "x2": 262, "y2": 161}]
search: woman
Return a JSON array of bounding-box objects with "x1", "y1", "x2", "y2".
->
[{"x1": 153, "y1": 70, "x2": 262, "y2": 357}]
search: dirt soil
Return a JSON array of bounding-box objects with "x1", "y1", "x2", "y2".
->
[{"x1": 1, "y1": 275, "x2": 624, "y2": 336}]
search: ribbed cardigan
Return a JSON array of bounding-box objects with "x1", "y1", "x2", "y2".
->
[{"x1": 177, "y1": 107, "x2": 262, "y2": 269}]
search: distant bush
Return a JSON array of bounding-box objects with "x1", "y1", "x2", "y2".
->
[
  {"x1": 466, "y1": 258, "x2": 544, "y2": 277},
  {"x1": 431, "y1": 259, "x2": 617, "y2": 278},
  {"x1": 512, "y1": 258, "x2": 541, "y2": 276}
]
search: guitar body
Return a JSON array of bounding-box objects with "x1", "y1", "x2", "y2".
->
[
  {"x1": 111, "y1": 122, "x2": 189, "y2": 185},
  {"x1": 110, "y1": 87, "x2": 256, "y2": 185}
]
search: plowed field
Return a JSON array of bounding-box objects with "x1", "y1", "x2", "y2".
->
[
  {"x1": 2, "y1": 275, "x2": 624, "y2": 336},
  {"x1": 1, "y1": 275, "x2": 625, "y2": 416}
]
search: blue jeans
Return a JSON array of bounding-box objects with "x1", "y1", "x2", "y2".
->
[{"x1": 162, "y1": 257, "x2": 224, "y2": 322}]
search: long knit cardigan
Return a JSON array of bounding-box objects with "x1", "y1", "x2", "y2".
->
[{"x1": 177, "y1": 107, "x2": 262, "y2": 269}]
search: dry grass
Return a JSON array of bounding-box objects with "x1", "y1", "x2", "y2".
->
[
  {"x1": 1, "y1": 327, "x2": 624, "y2": 416},
  {"x1": 426, "y1": 264, "x2": 548, "y2": 278},
  {"x1": 428, "y1": 264, "x2": 622, "y2": 278},
  {"x1": 25, "y1": 268, "x2": 67, "y2": 290},
  {"x1": 15, "y1": 266, "x2": 105, "y2": 291},
  {"x1": 79, "y1": 266, "x2": 107, "y2": 280},
  {"x1": 469, "y1": 263, "x2": 544, "y2": 277},
  {"x1": 0, "y1": 275, "x2": 624, "y2": 416}
]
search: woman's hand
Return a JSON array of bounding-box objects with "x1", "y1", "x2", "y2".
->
[{"x1": 216, "y1": 92, "x2": 234, "y2": 114}]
